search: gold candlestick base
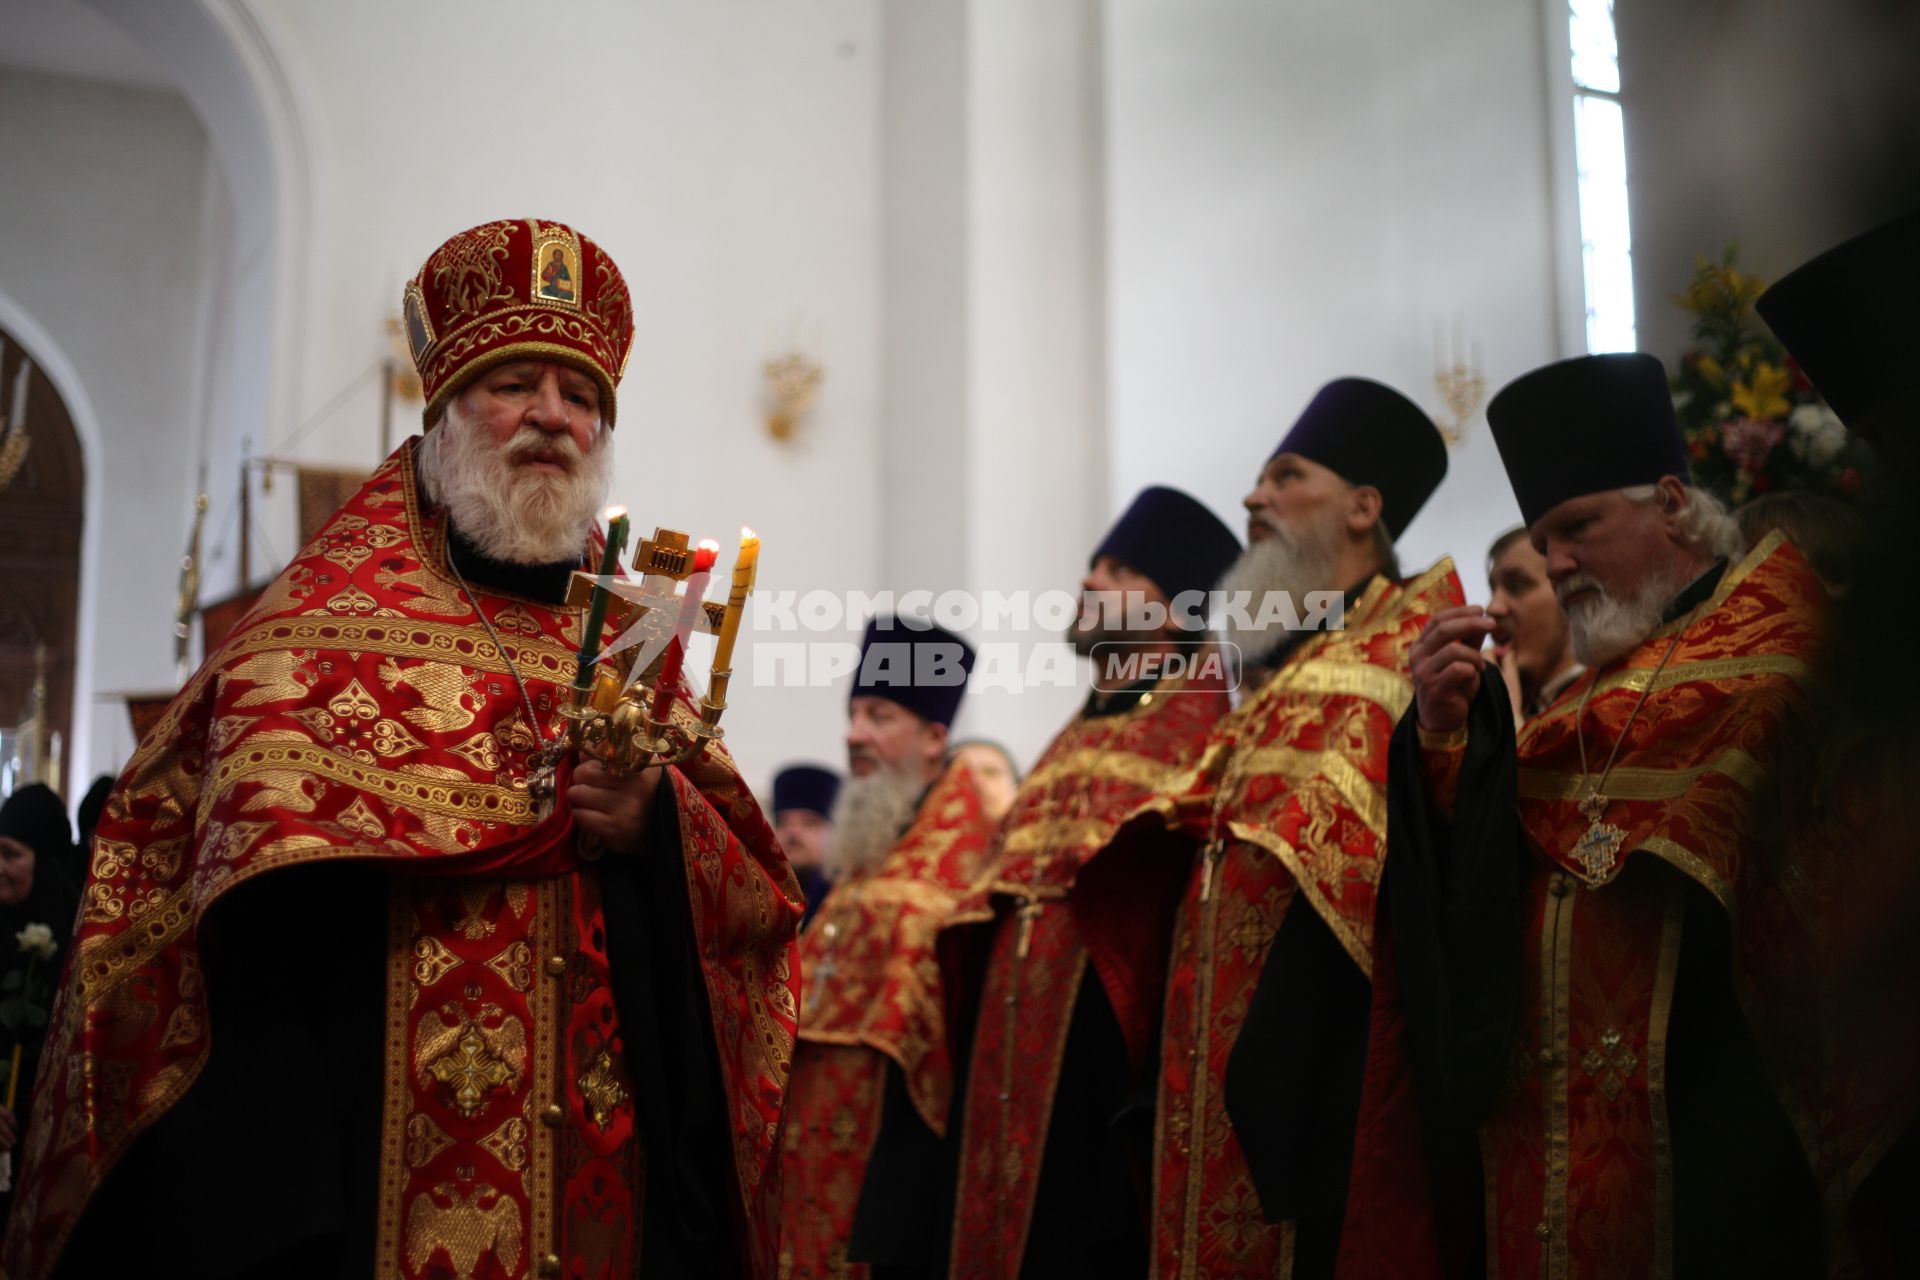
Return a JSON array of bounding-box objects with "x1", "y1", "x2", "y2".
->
[{"x1": 560, "y1": 688, "x2": 723, "y2": 774}]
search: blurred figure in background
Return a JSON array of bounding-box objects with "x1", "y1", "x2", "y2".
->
[
  {"x1": 72, "y1": 775, "x2": 112, "y2": 867},
  {"x1": 1484, "y1": 526, "x2": 1582, "y2": 725},
  {"x1": 1759, "y1": 209, "x2": 1920, "y2": 1276},
  {"x1": 948, "y1": 739, "x2": 1020, "y2": 823},
  {"x1": 0, "y1": 784, "x2": 77, "y2": 1230},
  {"x1": 1734, "y1": 490, "x2": 1864, "y2": 595},
  {"x1": 770, "y1": 763, "x2": 841, "y2": 927}
]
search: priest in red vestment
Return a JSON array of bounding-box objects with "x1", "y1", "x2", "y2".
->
[
  {"x1": 4, "y1": 219, "x2": 801, "y2": 1280},
  {"x1": 939, "y1": 486, "x2": 1239, "y2": 1279},
  {"x1": 1342, "y1": 352, "x2": 1854, "y2": 1277},
  {"x1": 1125, "y1": 381, "x2": 1460, "y2": 1279},
  {"x1": 780, "y1": 619, "x2": 996, "y2": 1280}
]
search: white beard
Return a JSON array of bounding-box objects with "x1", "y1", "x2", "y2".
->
[
  {"x1": 824, "y1": 766, "x2": 924, "y2": 880},
  {"x1": 1216, "y1": 511, "x2": 1343, "y2": 665},
  {"x1": 417, "y1": 403, "x2": 612, "y2": 565},
  {"x1": 1559, "y1": 563, "x2": 1691, "y2": 667}
]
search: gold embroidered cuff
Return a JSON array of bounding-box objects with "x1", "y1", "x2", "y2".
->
[{"x1": 1416, "y1": 723, "x2": 1469, "y2": 752}]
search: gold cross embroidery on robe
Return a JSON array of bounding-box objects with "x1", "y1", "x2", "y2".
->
[{"x1": 1581, "y1": 1025, "x2": 1638, "y2": 1100}]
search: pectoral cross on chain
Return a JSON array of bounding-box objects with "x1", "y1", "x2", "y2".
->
[
  {"x1": 806, "y1": 921, "x2": 840, "y2": 1016},
  {"x1": 1572, "y1": 789, "x2": 1626, "y2": 880},
  {"x1": 1015, "y1": 899, "x2": 1046, "y2": 959},
  {"x1": 1199, "y1": 840, "x2": 1224, "y2": 903}
]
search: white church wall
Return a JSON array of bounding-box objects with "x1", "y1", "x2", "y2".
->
[
  {"x1": 240, "y1": 0, "x2": 886, "y2": 797},
  {"x1": 0, "y1": 69, "x2": 215, "y2": 780},
  {"x1": 1105, "y1": 0, "x2": 1569, "y2": 604}
]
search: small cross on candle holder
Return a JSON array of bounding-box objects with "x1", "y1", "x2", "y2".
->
[{"x1": 558, "y1": 522, "x2": 760, "y2": 776}]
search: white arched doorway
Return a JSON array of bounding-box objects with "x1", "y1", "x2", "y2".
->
[
  {"x1": 0, "y1": 297, "x2": 111, "y2": 798},
  {"x1": 0, "y1": 0, "x2": 313, "y2": 783}
]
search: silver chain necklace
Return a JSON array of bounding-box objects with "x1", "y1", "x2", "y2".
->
[{"x1": 446, "y1": 544, "x2": 566, "y2": 801}]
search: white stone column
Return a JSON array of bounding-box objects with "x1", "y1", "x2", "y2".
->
[{"x1": 878, "y1": 0, "x2": 1109, "y2": 762}]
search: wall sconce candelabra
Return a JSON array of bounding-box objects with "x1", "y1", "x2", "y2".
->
[
  {"x1": 763, "y1": 350, "x2": 824, "y2": 442},
  {"x1": 0, "y1": 342, "x2": 32, "y2": 493},
  {"x1": 1433, "y1": 317, "x2": 1485, "y2": 446}
]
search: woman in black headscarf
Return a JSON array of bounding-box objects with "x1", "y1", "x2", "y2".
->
[
  {"x1": 0, "y1": 784, "x2": 79, "y2": 1225},
  {"x1": 73, "y1": 775, "x2": 114, "y2": 882}
]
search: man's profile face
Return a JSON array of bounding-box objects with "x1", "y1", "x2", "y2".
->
[
  {"x1": 1529, "y1": 485, "x2": 1678, "y2": 611},
  {"x1": 1243, "y1": 453, "x2": 1353, "y2": 545},
  {"x1": 774, "y1": 809, "x2": 831, "y2": 872},
  {"x1": 951, "y1": 743, "x2": 1018, "y2": 821},
  {"x1": 846, "y1": 696, "x2": 944, "y2": 779},
  {"x1": 458, "y1": 360, "x2": 603, "y2": 463},
  {"x1": 1073, "y1": 555, "x2": 1174, "y2": 653},
  {"x1": 1488, "y1": 538, "x2": 1571, "y2": 685}
]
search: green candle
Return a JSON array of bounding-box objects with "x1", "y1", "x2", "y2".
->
[{"x1": 573, "y1": 506, "x2": 629, "y2": 694}]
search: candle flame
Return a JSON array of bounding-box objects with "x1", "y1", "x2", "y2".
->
[
  {"x1": 603, "y1": 504, "x2": 627, "y2": 521},
  {"x1": 741, "y1": 526, "x2": 757, "y2": 541},
  {"x1": 698, "y1": 538, "x2": 721, "y2": 553}
]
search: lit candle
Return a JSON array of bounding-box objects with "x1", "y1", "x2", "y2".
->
[
  {"x1": 572, "y1": 505, "x2": 630, "y2": 697},
  {"x1": 709, "y1": 527, "x2": 760, "y2": 678},
  {"x1": 651, "y1": 539, "x2": 720, "y2": 720},
  {"x1": 9, "y1": 357, "x2": 30, "y2": 429}
]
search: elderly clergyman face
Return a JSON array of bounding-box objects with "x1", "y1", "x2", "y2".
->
[
  {"x1": 417, "y1": 359, "x2": 615, "y2": 565},
  {"x1": 1217, "y1": 451, "x2": 1369, "y2": 665},
  {"x1": 1529, "y1": 475, "x2": 1742, "y2": 667}
]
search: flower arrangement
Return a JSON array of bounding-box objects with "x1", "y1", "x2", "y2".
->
[{"x1": 1669, "y1": 245, "x2": 1868, "y2": 506}]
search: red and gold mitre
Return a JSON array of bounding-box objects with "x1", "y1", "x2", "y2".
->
[{"x1": 403, "y1": 217, "x2": 635, "y2": 426}]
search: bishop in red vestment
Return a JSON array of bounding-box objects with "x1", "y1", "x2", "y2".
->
[
  {"x1": 1130, "y1": 381, "x2": 1458, "y2": 1279},
  {"x1": 940, "y1": 486, "x2": 1239, "y2": 1279},
  {"x1": 5, "y1": 220, "x2": 801, "y2": 1280},
  {"x1": 780, "y1": 619, "x2": 996, "y2": 1280}
]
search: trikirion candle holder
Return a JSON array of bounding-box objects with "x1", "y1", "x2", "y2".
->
[{"x1": 554, "y1": 524, "x2": 756, "y2": 781}]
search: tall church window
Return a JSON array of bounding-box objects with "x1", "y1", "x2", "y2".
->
[{"x1": 1568, "y1": 0, "x2": 1635, "y2": 353}]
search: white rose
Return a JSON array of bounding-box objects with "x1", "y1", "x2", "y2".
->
[
  {"x1": 1811, "y1": 413, "x2": 1846, "y2": 468},
  {"x1": 1787, "y1": 403, "x2": 1848, "y2": 467},
  {"x1": 15, "y1": 923, "x2": 56, "y2": 961}
]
